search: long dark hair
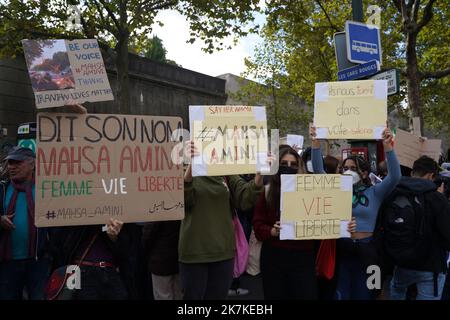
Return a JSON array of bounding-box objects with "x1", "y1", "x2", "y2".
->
[
  {"x1": 343, "y1": 155, "x2": 371, "y2": 186},
  {"x1": 267, "y1": 146, "x2": 304, "y2": 213}
]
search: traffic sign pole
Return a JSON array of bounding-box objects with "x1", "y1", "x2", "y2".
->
[{"x1": 352, "y1": 0, "x2": 364, "y2": 22}]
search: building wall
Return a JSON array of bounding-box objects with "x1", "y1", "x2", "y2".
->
[{"x1": 0, "y1": 53, "x2": 227, "y2": 149}]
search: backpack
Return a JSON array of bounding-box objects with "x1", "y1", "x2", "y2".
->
[{"x1": 379, "y1": 188, "x2": 433, "y2": 269}]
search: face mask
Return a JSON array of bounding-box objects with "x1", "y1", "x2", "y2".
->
[
  {"x1": 306, "y1": 160, "x2": 314, "y2": 173},
  {"x1": 278, "y1": 165, "x2": 298, "y2": 175},
  {"x1": 343, "y1": 170, "x2": 361, "y2": 184}
]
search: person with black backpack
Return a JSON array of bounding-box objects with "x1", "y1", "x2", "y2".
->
[{"x1": 380, "y1": 156, "x2": 450, "y2": 300}]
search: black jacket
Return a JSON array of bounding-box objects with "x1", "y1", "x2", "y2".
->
[
  {"x1": 395, "y1": 177, "x2": 450, "y2": 273},
  {"x1": 142, "y1": 220, "x2": 180, "y2": 276},
  {"x1": 51, "y1": 223, "x2": 143, "y2": 299}
]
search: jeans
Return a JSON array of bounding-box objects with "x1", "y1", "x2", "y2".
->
[
  {"x1": 73, "y1": 266, "x2": 128, "y2": 300},
  {"x1": 0, "y1": 258, "x2": 51, "y2": 300},
  {"x1": 335, "y1": 237, "x2": 378, "y2": 300},
  {"x1": 390, "y1": 267, "x2": 446, "y2": 300}
]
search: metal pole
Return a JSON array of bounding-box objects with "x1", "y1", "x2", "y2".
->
[{"x1": 352, "y1": 0, "x2": 364, "y2": 22}]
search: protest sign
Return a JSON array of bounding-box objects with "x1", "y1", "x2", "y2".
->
[
  {"x1": 22, "y1": 39, "x2": 113, "y2": 108},
  {"x1": 280, "y1": 174, "x2": 352, "y2": 240},
  {"x1": 189, "y1": 105, "x2": 268, "y2": 176},
  {"x1": 35, "y1": 113, "x2": 184, "y2": 227},
  {"x1": 395, "y1": 129, "x2": 441, "y2": 168},
  {"x1": 314, "y1": 80, "x2": 387, "y2": 139},
  {"x1": 286, "y1": 135, "x2": 304, "y2": 150}
]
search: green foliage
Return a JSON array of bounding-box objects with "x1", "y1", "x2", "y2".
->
[{"x1": 239, "y1": 0, "x2": 449, "y2": 138}]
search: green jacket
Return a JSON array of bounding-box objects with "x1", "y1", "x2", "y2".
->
[{"x1": 179, "y1": 175, "x2": 263, "y2": 264}]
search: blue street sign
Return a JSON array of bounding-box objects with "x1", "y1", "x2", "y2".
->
[
  {"x1": 345, "y1": 20, "x2": 382, "y2": 65},
  {"x1": 337, "y1": 60, "x2": 379, "y2": 81}
]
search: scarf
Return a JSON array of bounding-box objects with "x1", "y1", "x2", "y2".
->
[{"x1": 0, "y1": 178, "x2": 36, "y2": 261}]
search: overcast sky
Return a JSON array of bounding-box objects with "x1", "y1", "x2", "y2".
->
[{"x1": 150, "y1": 3, "x2": 266, "y2": 78}]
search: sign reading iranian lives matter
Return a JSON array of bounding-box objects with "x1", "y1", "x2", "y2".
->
[
  {"x1": 189, "y1": 105, "x2": 268, "y2": 176},
  {"x1": 36, "y1": 113, "x2": 184, "y2": 227},
  {"x1": 314, "y1": 80, "x2": 387, "y2": 139},
  {"x1": 22, "y1": 39, "x2": 113, "y2": 108},
  {"x1": 280, "y1": 174, "x2": 352, "y2": 240}
]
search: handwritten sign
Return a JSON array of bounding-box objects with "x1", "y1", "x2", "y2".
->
[
  {"x1": 22, "y1": 39, "x2": 113, "y2": 108},
  {"x1": 36, "y1": 113, "x2": 184, "y2": 227},
  {"x1": 280, "y1": 174, "x2": 352, "y2": 240},
  {"x1": 314, "y1": 80, "x2": 387, "y2": 139},
  {"x1": 395, "y1": 129, "x2": 441, "y2": 168},
  {"x1": 189, "y1": 105, "x2": 268, "y2": 176}
]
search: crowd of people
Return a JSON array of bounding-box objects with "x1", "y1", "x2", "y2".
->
[{"x1": 0, "y1": 106, "x2": 449, "y2": 301}]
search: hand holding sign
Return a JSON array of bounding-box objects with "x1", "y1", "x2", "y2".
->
[
  {"x1": 309, "y1": 124, "x2": 321, "y2": 149},
  {"x1": 381, "y1": 127, "x2": 393, "y2": 152},
  {"x1": 106, "y1": 218, "x2": 123, "y2": 242}
]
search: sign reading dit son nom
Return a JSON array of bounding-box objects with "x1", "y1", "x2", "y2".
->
[{"x1": 36, "y1": 113, "x2": 184, "y2": 227}]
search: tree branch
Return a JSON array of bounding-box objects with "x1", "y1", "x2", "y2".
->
[
  {"x1": 97, "y1": 0, "x2": 121, "y2": 30},
  {"x1": 400, "y1": 0, "x2": 410, "y2": 24},
  {"x1": 128, "y1": 0, "x2": 176, "y2": 26},
  {"x1": 420, "y1": 67, "x2": 450, "y2": 80},
  {"x1": 314, "y1": 0, "x2": 339, "y2": 32},
  {"x1": 90, "y1": 0, "x2": 119, "y2": 37},
  {"x1": 392, "y1": 0, "x2": 402, "y2": 13},
  {"x1": 412, "y1": 0, "x2": 421, "y2": 22},
  {"x1": 417, "y1": 0, "x2": 437, "y2": 32}
]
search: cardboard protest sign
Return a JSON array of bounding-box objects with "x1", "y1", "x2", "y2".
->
[
  {"x1": 395, "y1": 129, "x2": 441, "y2": 168},
  {"x1": 36, "y1": 113, "x2": 184, "y2": 227},
  {"x1": 189, "y1": 105, "x2": 269, "y2": 176},
  {"x1": 280, "y1": 174, "x2": 352, "y2": 240},
  {"x1": 22, "y1": 39, "x2": 113, "y2": 108},
  {"x1": 314, "y1": 80, "x2": 387, "y2": 139}
]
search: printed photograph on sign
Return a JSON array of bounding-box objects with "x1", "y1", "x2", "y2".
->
[
  {"x1": 35, "y1": 113, "x2": 184, "y2": 227},
  {"x1": 23, "y1": 40, "x2": 75, "y2": 92},
  {"x1": 22, "y1": 39, "x2": 114, "y2": 108},
  {"x1": 313, "y1": 80, "x2": 387, "y2": 139}
]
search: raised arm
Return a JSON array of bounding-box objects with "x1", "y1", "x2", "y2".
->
[
  {"x1": 310, "y1": 125, "x2": 325, "y2": 174},
  {"x1": 373, "y1": 128, "x2": 401, "y2": 199}
]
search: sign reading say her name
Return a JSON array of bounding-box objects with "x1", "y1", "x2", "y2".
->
[
  {"x1": 314, "y1": 80, "x2": 387, "y2": 139},
  {"x1": 189, "y1": 105, "x2": 269, "y2": 176},
  {"x1": 36, "y1": 113, "x2": 184, "y2": 227},
  {"x1": 22, "y1": 39, "x2": 113, "y2": 108},
  {"x1": 280, "y1": 174, "x2": 352, "y2": 240}
]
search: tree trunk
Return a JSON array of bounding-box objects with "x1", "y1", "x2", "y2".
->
[
  {"x1": 116, "y1": 35, "x2": 130, "y2": 114},
  {"x1": 405, "y1": 31, "x2": 424, "y2": 132}
]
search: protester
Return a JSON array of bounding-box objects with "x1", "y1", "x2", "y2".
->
[
  {"x1": 179, "y1": 142, "x2": 264, "y2": 300},
  {"x1": 50, "y1": 220, "x2": 141, "y2": 300},
  {"x1": 228, "y1": 173, "x2": 256, "y2": 297},
  {"x1": 142, "y1": 220, "x2": 183, "y2": 300},
  {"x1": 253, "y1": 145, "x2": 356, "y2": 299},
  {"x1": 311, "y1": 126, "x2": 401, "y2": 300},
  {"x1": 0, "y1": 147, "x2": 54, "y2": 300},
  {"x1": 386, "y1": 156, "x2": 450, "y2": 300}
]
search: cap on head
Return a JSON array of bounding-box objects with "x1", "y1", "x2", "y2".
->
[{"x1": 5, "y1": 147, "x2": 35, "y2": 162}]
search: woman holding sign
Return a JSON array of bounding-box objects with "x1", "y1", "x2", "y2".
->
[
  {"x1": 253, "y1": 145, "x2": 356, "y2": 300},
  {"x1": 310, "y1": 125, "x2": 401, "y2": 300},
  {"x1": 180, "y1": 142, "x2": 264, "y2": 300}
]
